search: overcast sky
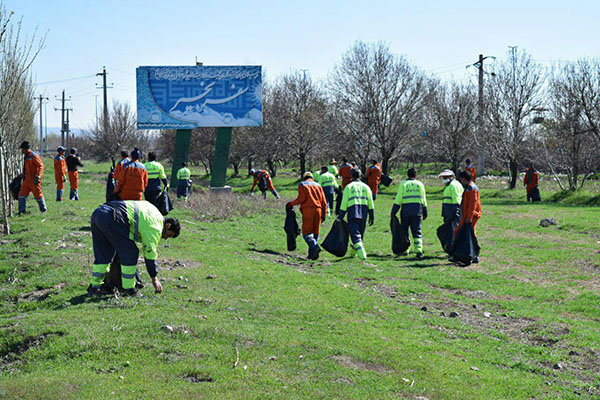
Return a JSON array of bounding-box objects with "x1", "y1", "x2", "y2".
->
[{"x1": 4, "y1": 0, "x2": 600, "y2": 132}]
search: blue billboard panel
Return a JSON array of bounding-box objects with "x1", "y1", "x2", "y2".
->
[{"x1": 137, "y1": 66, "x2": 262, "y2": 129}]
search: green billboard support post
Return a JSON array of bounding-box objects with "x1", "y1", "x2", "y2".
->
[
  {"x1": 210, "y1": 127, "x2": 232, "y2": 192},
  {"x1": 170, "y1": 129, "x2": 192, "y2": 189}
]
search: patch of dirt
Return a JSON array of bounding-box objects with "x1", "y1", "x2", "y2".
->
[
  {"x1": 0, "y1": 331, "x2": 65, "y2": 372},
  {"x1": 183, "y1": 372, "x2": 213, "y2": 383},
  {"x1": 161, "y1": 259, "x2": 203, "y2": 271},
  {"x1": 247, "y1": 248, "x2": 315, "y2": 273},
  {"x1": 17, "y1": 283, "x2": 67, "y2": 302},
  {"x1": 331, "y1": 355, "x2": 394, "y2": 373}
]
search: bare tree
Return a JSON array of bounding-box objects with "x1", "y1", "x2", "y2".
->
[
  {"x1": 424, "y1": 82, "x2": 477, "y2": 173},
  {"x1": 482, "y1": 49, "x2": 545, "y2": 188},
  {"x1": 271, "y1": 71, "x2": 329, "y2": 178},
  {"x1": 328, "y1": 41, "x2": 432, "y2": 174}
]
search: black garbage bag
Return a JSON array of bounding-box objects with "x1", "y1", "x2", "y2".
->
[
  {"x1": 529, "y1": 186, "x2": 541, "y2": 202},
  {"x1": 105, "y1": 169, "x2": 119, "y2": 202},
  {"x1": 322, "y1": 219, "x2": 349, "y2": 257},
  {"x1": 436, "y1": 221, "x2": 454, "y2": 254},
  {"x1": 283, "y1": 209, "x2": 300, "y2": 251},
  {"x1": 257, "y1": 176, "x2": 267, "y2": 192},
  {"x1": 449, "y1": 222, "x2": 480, "y2": 265},
  {"x1": 155, "y1": 188, "x2": 174, "y2": 216},
  {"x1": 335, "y1": 187, "x2": 343, "y2": 215},
  {"x1": 9, "y1": 176, "x2": 21, "y2": 200},
  {"x1": 391, "y1": 215, "x2": 410, "y2": 255},
  {"x1": 381, "y1": 174, "x2": 393, "y2": 187}
]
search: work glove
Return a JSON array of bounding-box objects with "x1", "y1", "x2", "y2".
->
[
  {"x1": 33, "y1": 175, "x2": 41, "y2": 185},
  {"x1": 423, "y1": 206, "x2": 428, "y2": 221},
  {"x1": 63, "y1": 175, "x2": 67, "y2": 182},
  {"x1": 368, "y1": 215, "x2": 374, "y2": 226}
]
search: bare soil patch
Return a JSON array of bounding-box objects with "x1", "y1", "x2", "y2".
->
[
  {"x1": 17, "y1": 283, "x2": 67, "y2": 302},
  {"x1": 331, "y1": 355, "x2": 394, "y2": 373}
]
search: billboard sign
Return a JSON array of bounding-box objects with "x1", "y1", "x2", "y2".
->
[{"x1": 137, "y1": 65, "x2": 262, "y2": 129}]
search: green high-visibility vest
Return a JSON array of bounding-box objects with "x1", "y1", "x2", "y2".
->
[
  {"x1": 177, "y1": 167, "x2": 191, "y2": 180},
  {"x1": 442, "y1": 179, "x2": 463, "y2": 205},
  {"x1": 124, "y1": 201, "x2": 163, "y2": 261},
  {"x1": 341, "y1": 180, "x2": 374, "y2": 211},
  {"x1": 328, "y1": 165, "x2": 338, "y2": 176},
  {"x1": 144, "y1": 161, "x2": 167, "y2": 180},
  {"x1": 318, "y1": 172, "x2": 338, "y2": 188},
  {"x1": 394, "y1": 179, "x2": 428, "y2": 206}
]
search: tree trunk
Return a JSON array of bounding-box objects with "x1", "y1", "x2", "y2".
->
[
  {"x1": 232, "y1": 161, "x2": 239, "y2": 177},
  {"x1": 508, "y1": 158, "x2": 518, "y2": 189},
  {"x1": 247, "y1": 156, "x2": 253, "y2": 174},
  {"x1": 0, "y1": 143, "x2": 10, "y2": 235},
  {"x1": 382, "y1": 157, "x2": 390, "y2": 176},
  {"x1": 267, "y1": 159, "x2": 276, "y2": 177},
  {"x1": 299, "y1": 153, "x2": 306, "y2": 179}
]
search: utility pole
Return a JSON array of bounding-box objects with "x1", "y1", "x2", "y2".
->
[
  {"x1": 54, "y1": 90, "x2": 71, "y2": 147},
  {"x1": 509, "y1": 46, "x2": 518, "y2": 88},
  {"x1": 65, "y1": 108, "x2": 72, "y2": 149},
  {"x1": 96, "y1": 67, "x2": 113, "y2": 137},
  {"x1": 38, "y1": 95, "x2": 48, "y2": 157},
  {"x1": 469, "y1": 54, "x2": 495, "y2": 175}
]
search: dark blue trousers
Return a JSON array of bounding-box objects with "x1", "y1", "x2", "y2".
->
[
  {"x1": 177, "y1": 180, "x2": 190, "y2": 198},
  {"x1": 91, "y1": 206, "x2": 138, "y2": 266},
  {"x1": 348, "y1": 218, "x2": 366, "y2": 245}
]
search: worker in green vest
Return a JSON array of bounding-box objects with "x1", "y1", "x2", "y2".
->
[
  {"x1": 328, "y1": 159, "x2": 339, "y2": 176},
  {"x1": 391, "y1": 167, "x2": 428, "y2": 259},
  {"x1": 176, "y1": 162, "x2": 192, "y2": 200},
  {"x1": 88, "y1": 200, "x2": 181, "y2": 296},
  {"x1": 144, "y1": 152, "x2": 168, "y2": 206},
  {"x1": 337, "y1": 168, "x2": 374, "y2": 261},
  {"x1": 438, "y1": 169, "x2": 463, "y2": 230},
  {"x1": 317, "y1": 166, "x2": 338, "y2": 216}
]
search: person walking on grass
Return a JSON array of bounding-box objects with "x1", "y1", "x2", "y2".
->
[
  {"x1": 114, "y1": 150, "x2": 130, "y2": 184},
  {"x1": 366, "y1": 159, "x2": 382, "y2": 200},
  {"x1": 523, "y1": 163, "x2": 541, "y2": 202},
  {"x1": 317, "y1": 166, "x2": 338, "y2": 217},
  {"x1": 53, "y1": 146, "x2": 67, "y2": 202},
  {"x1": 66, "y1": 148, "x2": 84, "y2": 200},
  {"x1": 438, "y1": 169, "x2": 463, "y2": 231},
  {"x1": 114, "y1": 148, "x2": 148, "y2": 201},
  {"x1": 465, "y1": 158, "x2": 477, "y2": 182},
  {"x1": 287, "y1": 172, "x2": 328, "y2": 260},
  {"x1": 176, "y1": 162, "x2": 192, "y2": 201},
  {"x1": 337, "y1": 168, "x2": 374, "y2": 261},
  {"x1": 450, "y1": 170, "x2": 482, "y2": 263},
  {"x1": 391, "y1": 167, "x2": 428, "y2": 260},
  {"x1": 88, "y1": 200, "x2": 180, "y2": 297},
  {"x1": 18, "y1": 141, "x2": 47, "y2": 215},
  {"x1": 144, "y1": 152, "x2": 168, "y2": 206}
]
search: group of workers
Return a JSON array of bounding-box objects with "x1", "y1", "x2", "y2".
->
[{"x1": 286, "y1": 158, "x2": 482, "y2": 263}]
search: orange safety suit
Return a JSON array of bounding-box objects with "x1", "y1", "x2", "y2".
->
[
  {"x1": 523, "y1": 168, "x2": 539, "y2": 194},
  {"x1": 19, "y1": 150, "x2": 44, "y2": 199},
  {"x1": 114, "y1": 160, "x2": 148, "y2": 200},
  {"x1": 114, "y1": 156, "x2": 130, "y2": 183},
  {"x1": 466, "y1": 164, "x2": 477, "y2": 182},
  {"x1": 54, "y1": 154, "x2": 67, "y2": 190},
  {"x1": 338, "y1": 162, "x2": 353, "y2": 189},
  {"x1": 251, "y1": 170, "x2": 275, "y2": 192},
  {"x1": 366, "y1": 163, "x2": 382, "y2": 194},
  {"x1": 289, "y1": 178, "x2": 328, "y2": 237},
  {"x1": 455, "y1": 181, "x2": 481, "y2": 236}
]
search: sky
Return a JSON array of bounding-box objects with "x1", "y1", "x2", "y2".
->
[{"x1": 4, "y1": 0, "x2": 600, "y2": 133}]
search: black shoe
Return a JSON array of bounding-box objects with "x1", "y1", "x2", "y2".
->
[
  {"x1": 124, "y1": 288, "x2": 138, "y2": 297},
  {"x1": 448, "y1": 256, "x2": 456, "y2": 262},
  {"x1": 472, "y1": 256, "x2": 479, "y2": 264},
  {"x1": 87, "y1": 285, "x2": 100, "y2": 297},
  {"x1": 416, "y1": 252, "x2": 424, "y2": 260}
]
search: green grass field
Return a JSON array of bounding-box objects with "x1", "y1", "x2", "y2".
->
[{"x1": 0, "y1": 159, "x2": 599, "y2": 399}]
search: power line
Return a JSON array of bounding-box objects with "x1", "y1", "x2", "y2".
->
[{"x1": 35, "y1": 74, "x2": 96, "y2": 86}]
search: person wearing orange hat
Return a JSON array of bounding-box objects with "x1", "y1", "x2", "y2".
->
[{"x1": 53, "y1": 146, "x2": 68, "y2": 201}]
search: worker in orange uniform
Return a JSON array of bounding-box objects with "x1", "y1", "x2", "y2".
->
[
  {"x1": 66, "y1": 148, "x2": 84, "y2": 200},
  {"x1": 249, "y1": 168, "x2": 280, "y2": 199},
  {"x1": 338, "y1": 158, "x2": 353, "y2": 189},
  {"x1": 366, "y1": 159, "x2": 382, "y2": 200},
  {"x1": 18, "y1": 141, "x2": 46, "y2": 214},
  {"x1": 53, "y1": 146, "x2": 67, "y2": 202},
  {"x1": 465, "y1": 159, "x2": 477, "y2": 182},
  {"x1": 453, "y1": 170, "x2": 482, "y2": 263},
  {"x1": 286, "y1": 172, "x2": 328, "y2": 260},
  {"x1": 114, "y1": 148, "x2": 148, "y2": 201},
  {"x1": 114, "y1": 150, "x2": 130, "y2": 184},
  {"x1": 523, "y1": 163, "x2": 541, "y2": 202}
]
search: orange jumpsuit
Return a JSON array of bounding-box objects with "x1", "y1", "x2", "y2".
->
[
  {"x1": 54, "y1": 155, "x2": 67, "y2": 190},
  {"x1": 338, "y1": 163, "x2": 353, "y2": 189},
  {"x1": 466, "y1": 164, "x2": 477, "y2": 182},
  {"x1": 455, "y1": 181, "x2": 481, "y2": 236},
  {"x1": 366, "y1": 164, "x2": 382, "y2": 195},
  {"x1": 114, "y1": 156, "x2": 130, "y2": 183},
  {"x1": 251, "y1": 170, "x2": 275, "y2": 192},
  {"x1": 19, "y1": 150, "x2": 44, "y2": 199},
  {"x1": 114, "y1": 160, "x2": 148, "y2": 200},
  {"x1": 524, "y1": 169, "x2": 539, "y2": 194},
  {"x1": 289, "y1": 178, "x2": 328, "y2": 237}
]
